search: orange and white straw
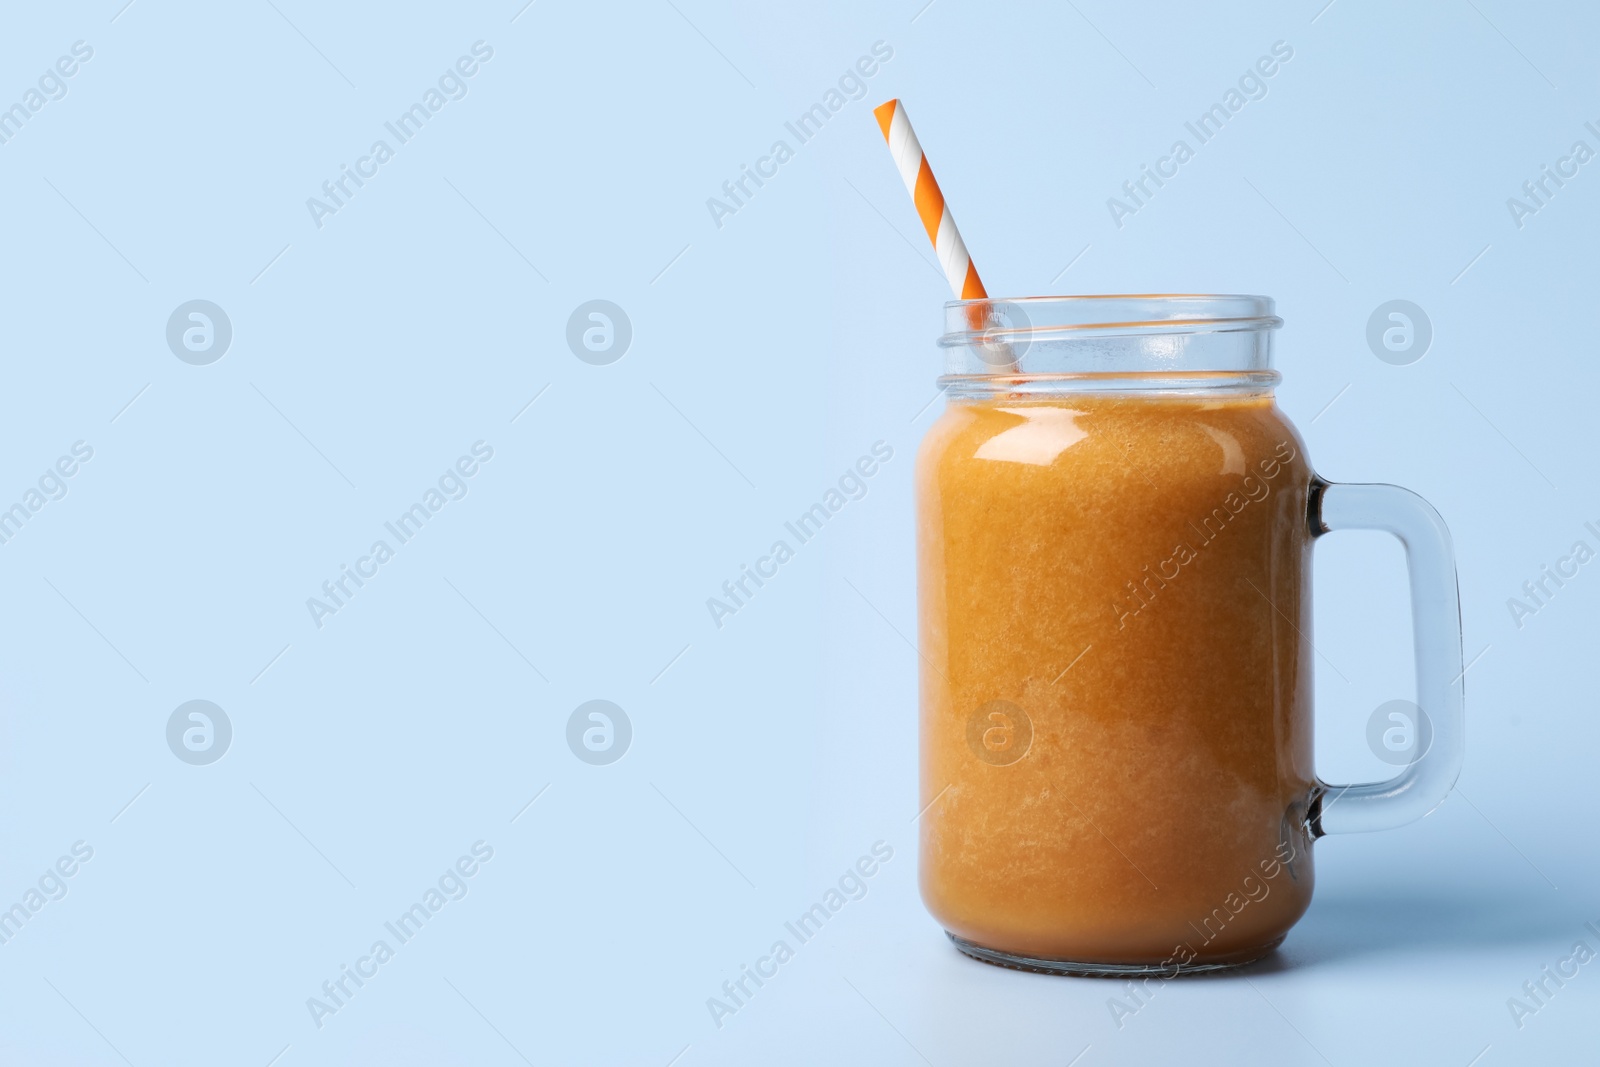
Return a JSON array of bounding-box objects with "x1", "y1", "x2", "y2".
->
[{"x1": 873, "y1": 98, "x2": 987, "y2": 301}]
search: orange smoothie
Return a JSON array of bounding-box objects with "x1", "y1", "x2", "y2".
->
[{"x1": 916, "y1": 391, "x2": 1318, "y2": 971}]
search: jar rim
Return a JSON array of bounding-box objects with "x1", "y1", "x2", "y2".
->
[
  {"x1": 937, "y1": 294, "x2": 1281, "y2": 391},
  {"x1": 940, "y1": 294, "x2": 1281, "y2": 347}
]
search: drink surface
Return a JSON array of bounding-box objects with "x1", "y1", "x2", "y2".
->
[{"x1": 916, "y1": 392, "x2": 1317, "y2": 966}]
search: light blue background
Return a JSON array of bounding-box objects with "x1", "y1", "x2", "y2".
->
[{"x1": 0, "y1": 0, "x2": 1593, "y2": 1063}]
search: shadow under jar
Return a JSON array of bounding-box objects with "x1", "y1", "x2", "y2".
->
[{"x1": 914, "y1": 296, "x2": 1463, "y2": 976}]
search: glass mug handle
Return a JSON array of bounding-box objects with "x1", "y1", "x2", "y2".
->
[{"x1": 1308, "y1": 480, "x2": 1465, "y2": 836}]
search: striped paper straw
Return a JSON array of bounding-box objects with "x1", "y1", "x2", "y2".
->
[{"x1": 873, "y1": 98, "x2": 987, "y2": 301}]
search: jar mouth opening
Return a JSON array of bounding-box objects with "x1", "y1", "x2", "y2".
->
[{"x1": 940, "y1": 294, "x2": 1281, "y2": 347}]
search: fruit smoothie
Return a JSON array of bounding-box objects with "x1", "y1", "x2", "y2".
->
[{"x1": 916, "y1": 391, "x2": 1318, "y2": 969}]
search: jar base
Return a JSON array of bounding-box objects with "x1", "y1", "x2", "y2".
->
[{"x1": 945, "y1": 931, "x2": 1281, "y2": 977}]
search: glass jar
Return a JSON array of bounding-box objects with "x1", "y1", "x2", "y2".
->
[{"x1": 914, "y1": 295, "x2": 1463, "y2": 975}]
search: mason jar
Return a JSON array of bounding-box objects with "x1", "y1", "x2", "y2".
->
[{"x1": 914, "y1": 295, "x2": 1464, "y2": 975}]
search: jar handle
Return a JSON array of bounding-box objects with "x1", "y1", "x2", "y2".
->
[{"x1": 1307, "y1": 480, "x2": 1465, "y2": 836}]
